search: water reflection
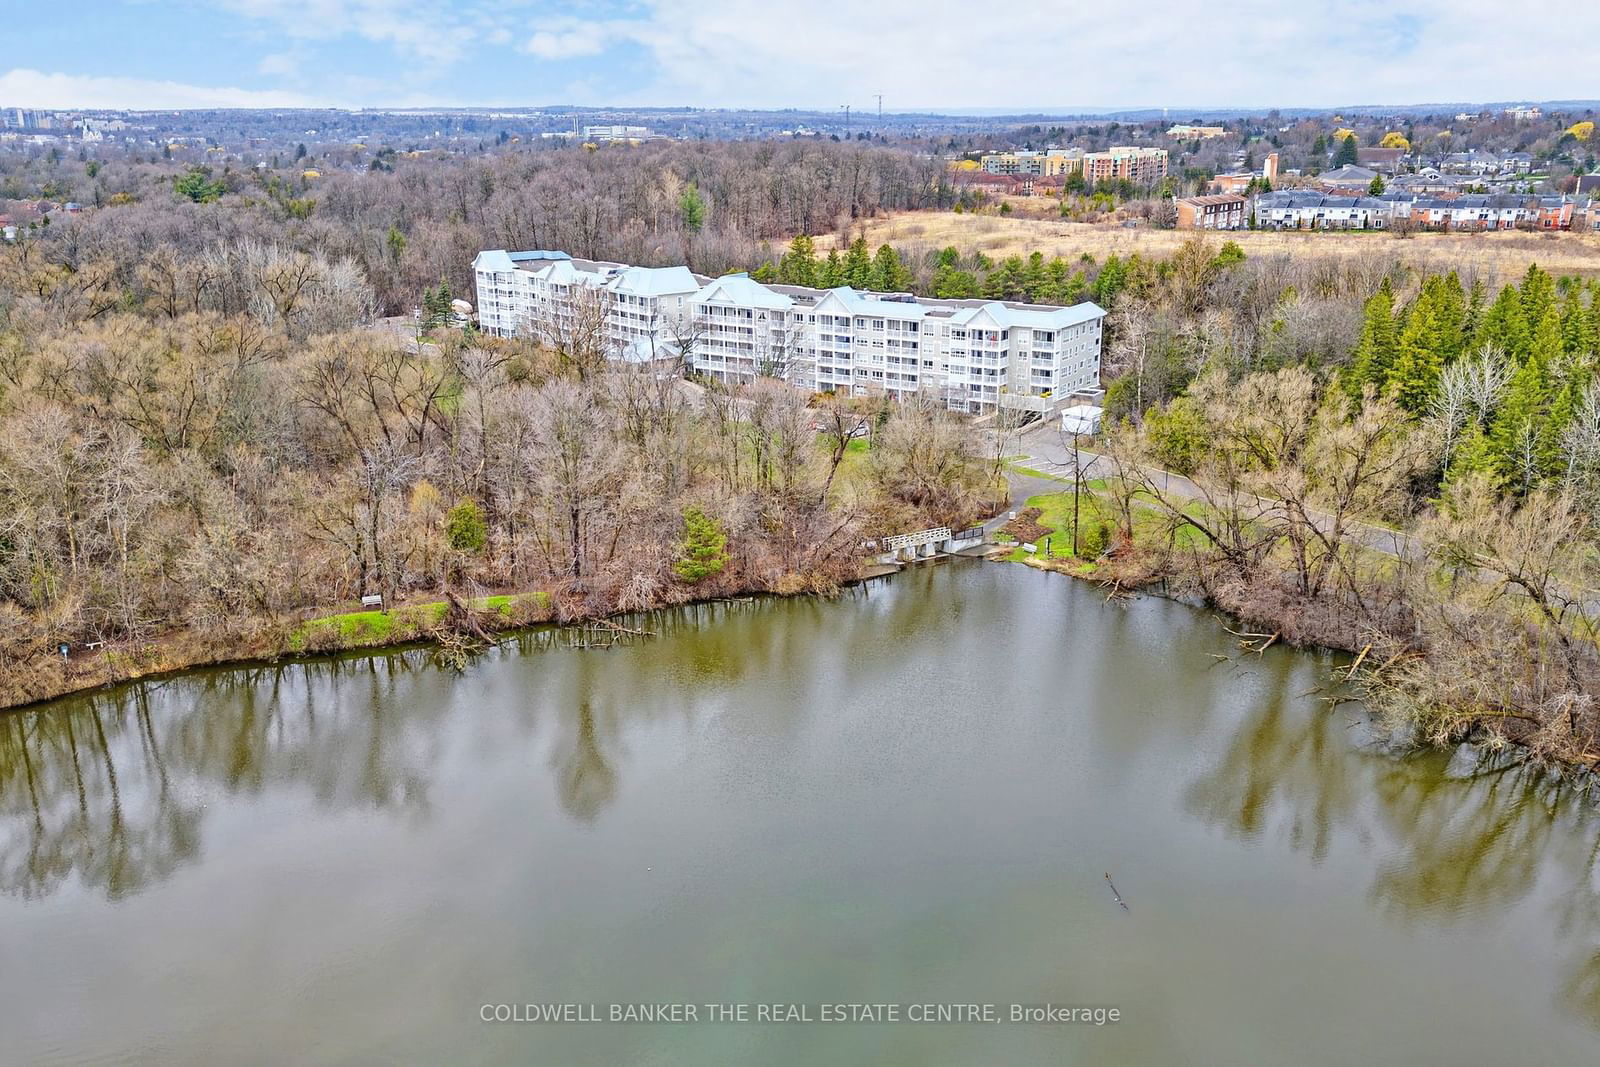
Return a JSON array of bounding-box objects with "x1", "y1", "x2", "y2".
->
[
  {"x1": 5, "y1": 567, "x2": 1600, "y2": 1038},
  {"x1": 0, "y1": 653, "x2": 455, "y2": 901},
  {"x1": 1183, "y1": 645, "x2": 1600, "y2": 1027}
]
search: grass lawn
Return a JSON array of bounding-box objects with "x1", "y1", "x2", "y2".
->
[{"x1": 290, "y1": 592, "x2": 549, "y2": 650}]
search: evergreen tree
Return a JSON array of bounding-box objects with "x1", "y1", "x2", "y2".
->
[
  {"x1": 1389, "y1": 299, "x2": 1444, "y2": 413},
  {"x1": 1530, "y1": 305, "x2": 1564, "y2": 368},
  {"x1": 819, "y1": 249, "x2": 844, "y2": 288},
  {"x1": 1334, "y1": 134, "x2": 1359, "y2": 166},
  {"x1": 868, "y1": 244, "x2": 911, "y2": 291},
  {"x1": 983, "y1": 256, "x2": 1027, "y2": 301},
  {"x1": 1023, "y1": 251, "x2": 1047, "y2": 300},
  {"x1": 673, "y1": 508, "x2": 729, "y2": 583},
  {"x1": 931, "y1": 265, "x2": 979, "y2": 299},
  {"x1": 1427, "y1": 272, "x2": 1467, "y2": 364},
  {"x1": 678, "y1": 182, "x2": 706, "y2": 233},
  {"x1": 842, "y1": 236, "x2": 872, "y2": 288},
  {"x1": 445, "y1": 500, "x2": 487, "y2": 553},
  {"x1": 1445, "y1": 420, "x2": 1497, "y2": 489},
  {"x1": 1093, "y1": 255, "x2": 1127, "y2": 306},
  {"x1": 1348, "y1": 282, "x2": 1398, "y2": 396},
  {"x1": 1590, "y1": 281, "x2": 1600, "y2": 353},
  {"x1": 1463, "y1": 278, "x2": 1486, "y2": 348},
  {"x1": 1560, "y1": 285, "x2": 1596, "y2": 356},
  {"x1": 1519, "y1": 263, "x2": 1555, "y2": 327},
  {"x1": 1489, "y1": 345, "x2": 1552, "y2": 492},
  {"x1": 1478, "y1": 285, "x2": 1530, "y2": 361},
  {"x1": 778, "y1": 235, "x2": 817, "y2": 287}
]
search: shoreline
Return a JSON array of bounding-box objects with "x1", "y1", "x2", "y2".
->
[
  {"x1": 0, "y1": 573, "x2": 898, "y2": 717},
  {"x1": 11, "y1": 541, "x2": 1597, "y2": 798}
]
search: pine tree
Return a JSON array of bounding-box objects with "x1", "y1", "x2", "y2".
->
[
  {"x1": 1431, "y1": 272, "x2": 1467, "y2": 364},
  {"x1": 1389, "y1": 299, "x2": 1443, "y2": 414},
  {"x1": 931, "y1": 265, "x2": 978, "y2": 299},
  {"x1": 1463, "y1": 278, "x2": 1486, "y2": 348},
  {"x1": 1093, "y1": 255, "x2": 1127, "y2": 306},
  {"x1": 1560, "y1": 286, "x2": 1595, "y2": 356},
  {"x1": 1334, "y1": 133, "x2": 1359, "y2": 166},
  {"x1": 1530, "y1": 305, "x2": 1564, "y2": 368},
  {"x1": 1023, "y1": 251, "x2": 1047, "y2": 300},
  {"x1": 1489, "y1": 347, "x2": 1551, "y2": 492},
  {"x1": 1444, "y1": 420, "x2": 1497, "y2": 489},
  {"x1": 778, "y1": 234, "x2": 817, "y2": 287},
  {"x1": 673, "y1": 508, "x2": 729, "y2": 583},
  {"x1": 983, "y1": 256, "x2": 1027, "y2": 301},
  {"x1": 1478, "y1": 284, "x2": 1530, "y2": 361},
  {"x1": 1519, "y1": 263, "x2": 1555, "y2": 327},
  {"x1": 679, "y1": 182, "x2": 706, "y2": 233},
  {"x1": 869, "y1": 244, "x2": 911, "y2": 291},
  {"x1": 1348, "y1": 283, "x2": 1398, "y2": 397},
  {"x1": 842, "y1": 236, "x2": 871, "y2": 288},
  {"x1": 819, "y1": 249, "x2": 844, "y2": 288}
]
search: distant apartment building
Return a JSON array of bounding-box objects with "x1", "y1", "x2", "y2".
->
[
  {"x1": 979, "y1": 149, "x2": 1083, "y2": 176},
  {"x1": 473, "y1": 250, "x2": 1106, "y2": 415},
  {"x1": 1504, "y1": 105, "x2": 1542, "y2": 122},
  {"x1": 1083, "y1": 146, "x2": 1168, "y2": 185},
  {"x1": 582, "y1": 124, "x2": 651, "y2": 142},
  {"x1": 979, "y1": 146, "x2": 1166, "y2": 185},
  {"x1": 1167, "y1": 124, "x2": 1227, "y2": 139},
  {"x1": 1175, "y1": 194, "x2": 1247, "y2": 230}
]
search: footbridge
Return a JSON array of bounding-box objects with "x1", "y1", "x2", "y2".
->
[{"x1": 871, "y1": 525, "x2": 987, "y2": 566}]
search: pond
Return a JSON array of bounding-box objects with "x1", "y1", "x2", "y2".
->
[{"x1": 3, "y1": 561, "x2": 1599, "y2": 1064}]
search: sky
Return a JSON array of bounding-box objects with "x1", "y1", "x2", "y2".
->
[{"x1": 4, "y1": 1, "x2": 1598, "y2": 113}]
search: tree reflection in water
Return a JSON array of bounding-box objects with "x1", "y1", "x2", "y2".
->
[
  {"x1": 1185, "y1": 647, "x2": 1600, "y2": 1028},
  {"x1": 0, "y1": 653, "x2": 448, "y2": 901}
]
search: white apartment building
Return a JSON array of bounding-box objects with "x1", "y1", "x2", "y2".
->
[{"x1": 473, "y1": 249, "x2": 1106, "y2": 414}]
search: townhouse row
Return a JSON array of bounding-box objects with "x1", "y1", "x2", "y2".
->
[
  {"x1": 1176, "y1": 191, "x2": 1596, "y2": 231},
  {"x1": 473, "y1": 250, "x2": 1106, "y2": 415}
]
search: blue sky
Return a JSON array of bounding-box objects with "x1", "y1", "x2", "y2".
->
[{"x1": 4, "y1": 1, "x2": 1596, "y2": 111}]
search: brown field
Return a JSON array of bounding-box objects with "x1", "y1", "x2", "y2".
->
[{"x1": 816, "y1": 209, "x2": 1600, "y2": 285}]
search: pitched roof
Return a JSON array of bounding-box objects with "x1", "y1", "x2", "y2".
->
[
  {"x1": 607, "y1": 265, "x2": 699, "y2": 297},
  {"x1": 693, "y1": 273, "x2": 794, "y2": 310}
]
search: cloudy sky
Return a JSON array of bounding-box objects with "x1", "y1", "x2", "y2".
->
[{"x1": 4, "y1": 1, "x2": 1596, "y2": 112}]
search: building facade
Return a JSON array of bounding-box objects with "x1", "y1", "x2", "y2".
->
[
  {"x1": 1175, "y1": 194, "x2": 1247, "y2": 230},
  {"x1": 979, "y1": 149, "x2": 1084, "y2": 176},
  {"x1": 1082, "y1": 146, "x2": 1168, "y2": 185},
  {"x1": 473, "y1": 250, "x2": 1107, "y2": 415}
]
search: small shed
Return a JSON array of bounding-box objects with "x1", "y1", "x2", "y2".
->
[{"x1": 1060, "y1": 405, "x2": 1103, "y2": 436}]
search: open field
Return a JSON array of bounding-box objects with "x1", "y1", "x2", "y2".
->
[{"x1": 818, "y1": 210, "x2": 1600, "y2": 284}]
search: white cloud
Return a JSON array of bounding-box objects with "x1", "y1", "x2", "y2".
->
[
  {"x1": 522, "y1": 22, "x2": 613, "y2": 61},
  {"x1": 0, "y1": 68, "x2": 323, "y2": 109},
  {"x1": 606, "y1": 0, "x2": 1600, "y2": 110},
  {"x1": 212, "y1": 0, "x2": 477, "y2": 65},
  {"x1": 257, "y1": 51, "x2": 302, "y2": 77}
]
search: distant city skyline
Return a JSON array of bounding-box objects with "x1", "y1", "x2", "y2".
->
[{"x1": 5, "y1": 1, "x2": 1598, "y2": 112}]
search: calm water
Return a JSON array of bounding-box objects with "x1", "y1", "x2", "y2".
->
[{"x1": 4, "y1": 561, "x2": 1600, "y2": 1065}]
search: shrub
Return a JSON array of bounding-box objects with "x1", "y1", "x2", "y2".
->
[{"x1": 673, "y1": 508, "x2": 729, "y2": 583}]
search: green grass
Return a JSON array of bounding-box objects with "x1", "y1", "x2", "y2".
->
[
  {"x1": 290, "y1": 592, "x2": 549, "y2": 651},
  {"x1": 1007, "y1": 462, "x2": 1060, "y2": 480}
]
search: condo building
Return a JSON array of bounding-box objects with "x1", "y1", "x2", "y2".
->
[{"x1": 473, "y1": 250, "x2": 1106, "y2": 415}]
